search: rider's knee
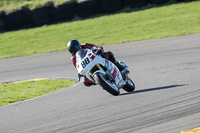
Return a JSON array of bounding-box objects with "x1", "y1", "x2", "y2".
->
[{"x1": 84, "y1": 83, "x2": 93, "y2": 87}]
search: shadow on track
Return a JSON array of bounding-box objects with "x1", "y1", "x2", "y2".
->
[{"x1": 120, "y1": 84, "x2": 187, "y2": 96}]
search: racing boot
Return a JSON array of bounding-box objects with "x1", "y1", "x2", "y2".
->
[
  {"x1": 118, "y1": 60, "x2": 130, "y2": 79},
  {"x1": 115, "y1": 61, "x2": 125, "y2": 71},
  {"x1": 105, "y1": 51, "x2": 130, "y2": 78}
]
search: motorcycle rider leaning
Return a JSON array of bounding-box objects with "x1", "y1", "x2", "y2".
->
[{"x1": 67, "y1": 39, "x2": 126, "y2": 87}]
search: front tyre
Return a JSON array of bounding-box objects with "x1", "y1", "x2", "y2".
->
[
  {"x1": 122, "y1": 77, "x2": 135, "y2": 92},
  {"x1": 94, "y1": 72, "x2": 120, "y2": 96}
]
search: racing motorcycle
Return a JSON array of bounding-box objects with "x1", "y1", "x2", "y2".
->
[{"x1": 76, "y1": 49, "x2": 135, "y2": 96}]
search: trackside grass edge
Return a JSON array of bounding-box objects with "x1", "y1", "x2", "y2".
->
[
  {"x1": 0, "y1": 1, "x2": 200, "y2": 59},
  {"x1": 0, "y1": 79, "x2": 76, "y2": 106}
]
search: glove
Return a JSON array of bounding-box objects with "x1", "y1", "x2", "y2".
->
[
  {"x1": 78, "y1": 74, "x2": 83, "y2": 81},
  {"x1": 95, "y1": 49, "x2": 103, "y2": 55}
]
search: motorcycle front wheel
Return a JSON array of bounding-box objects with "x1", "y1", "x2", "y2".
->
[{"x1": 94, "y1": 72, "x2": 120, "y2": 96}]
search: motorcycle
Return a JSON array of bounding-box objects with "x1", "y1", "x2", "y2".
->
[{"x1": 76, "y1": 49, "x2": 135, "y2": 96}]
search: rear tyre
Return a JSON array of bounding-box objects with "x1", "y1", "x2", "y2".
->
[
  {"x1": 94, "y1": 72, "x2": 120, "y2": 96},
  {"x1": 122, "y1": 77, "x2": 135, "y2": 92}
]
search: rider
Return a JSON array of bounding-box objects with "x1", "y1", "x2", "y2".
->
[{"x1": 67, "y1": 39, "x2": 126, "y2": 87}]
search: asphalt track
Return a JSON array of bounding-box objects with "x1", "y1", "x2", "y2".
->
[{"x1": 0, "y1": 34, "x2": 200, "y2": 133}]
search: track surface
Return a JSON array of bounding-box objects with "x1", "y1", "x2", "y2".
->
[{"x1": 0, "y1": 34, "x2": 200, "y2": 133}]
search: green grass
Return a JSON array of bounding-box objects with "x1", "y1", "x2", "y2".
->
[
  {"x1": 0, "y1": 1, "x2": 200, "y2": 59},
  {"x1": 0, "y1": 0, "x2": 70, "y2": 12},
  {"x1": 0, "y1": 79, "x2": 76, "y2": 106}
]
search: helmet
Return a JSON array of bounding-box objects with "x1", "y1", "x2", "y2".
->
[{"x1": 67, "y1": 39, "x2": 82, "y2": 55}]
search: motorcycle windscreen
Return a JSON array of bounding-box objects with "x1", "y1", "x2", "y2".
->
[{"x1": 76, "y1": 49, "x2": 88, "y2": 62}]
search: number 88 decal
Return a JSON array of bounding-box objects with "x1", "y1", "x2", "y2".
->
[{"x1": 81, "y1": 57, "x2": 90, "y2": 68}]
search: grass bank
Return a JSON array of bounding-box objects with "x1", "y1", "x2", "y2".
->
[
  {"x1": 0, "y1": 1, "x2": 200, "y2": 59},
  {"x1": 0, "y1": 0, "x2": 69, "y2": 12},
  {"x1": 0, "y1": 79, "x2": 76, "y2": 106}
]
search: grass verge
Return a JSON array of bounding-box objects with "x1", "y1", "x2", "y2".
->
[
  {"x1": 0, "y1": 1, "x2": 200, "y2": 59},
  {"x1": 0, "y1": 79, "x2": 76, "y2": 106},
  {"x1": 0, "y1": 0, "x2": 70, "y2": 12}
]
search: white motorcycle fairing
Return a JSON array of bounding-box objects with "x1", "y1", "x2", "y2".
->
[{"x1": 76, "y1": 49, "x2": 126, "y2": 88}]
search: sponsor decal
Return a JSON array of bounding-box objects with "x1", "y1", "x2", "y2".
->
[
  {"x1": 90, "y1": 55, "x2": 95, "y2": 60},
  {"x1": 112, "y1": 68, "x2": 117, "y2": 79}
]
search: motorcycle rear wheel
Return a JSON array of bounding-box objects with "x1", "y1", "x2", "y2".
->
[{"x1": 94, "y1": 72, "x2": 120, "y2": 96}]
